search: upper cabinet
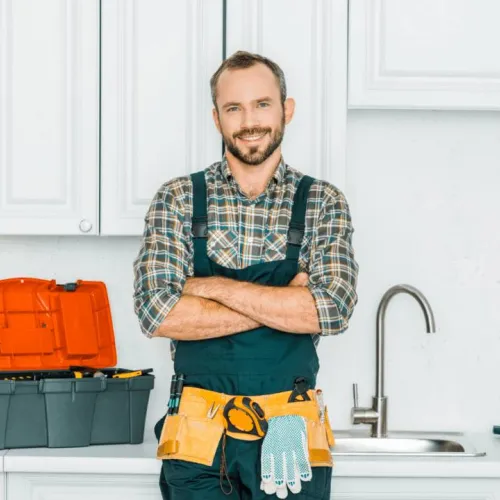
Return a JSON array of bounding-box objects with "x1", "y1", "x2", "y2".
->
[
  {"x1": 225, "y1": 0, "x2": 349, "y2": 191},
  {"x1": 348, "y1": 0, "x2": 500, "y2": 110},
  {"x1": 99, "y1": 0, "x2": 223, "y2": 236},
  {"x1": 0, "y1": 0, "x2": 100, "y2": 235},
  {"x1": 5, "y1": 0, "x2": 499, "y2": 236}
]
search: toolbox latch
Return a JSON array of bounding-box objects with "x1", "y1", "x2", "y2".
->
[{"x1": 63, "y1": 282, "x2": 78, "y2": 292}]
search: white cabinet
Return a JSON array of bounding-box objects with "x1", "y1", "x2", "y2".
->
[
  {"x1": 6, "y1": 472, "x2": 161, "y2": 500},
  {"x1": 225, "y1": 0, "x2": 349, "y2": 191},
  {"x1": 0, "y1": 0, "x2": 100, "y2": 235},
  {"x1": 99, "y1": 0, "x2": 223, "y2": 235},
  {"x1": 331, "y1": 477, "x2": 500, "y2": 499},
  {"x1": 348, "y1": 0, "x2": 500, "y2": 110},
  {"x1": 5, "y1": 472, "x2": 500, "y2": 500}
]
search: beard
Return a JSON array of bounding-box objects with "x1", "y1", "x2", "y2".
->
[{"x1": 222, "y1": 114, "x2": 285, "y2": 166}]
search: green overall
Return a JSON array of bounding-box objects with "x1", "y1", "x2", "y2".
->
[{"x1": 154, "y1": 171, "x2": 332, "y2": 499}]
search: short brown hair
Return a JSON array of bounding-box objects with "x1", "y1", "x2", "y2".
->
[{"x1": 210, "y1": 51, "x2": 287, "y2": 109}]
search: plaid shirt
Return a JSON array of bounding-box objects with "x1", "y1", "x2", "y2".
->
[{"x1": 133, "y1": 156, "x2": 359, "y2": 359}]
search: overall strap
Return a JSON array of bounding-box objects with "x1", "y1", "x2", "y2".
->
[
  {"x1": 190, "y1": 171, "x2": 208, "y2": 238},
  {"x1": 286, "y1": 175, "x2": 315, "y2": 260}
]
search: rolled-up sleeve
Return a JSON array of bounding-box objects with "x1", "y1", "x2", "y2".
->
[
  {"x1": 308, "y1": 188, "x2": 359, "y2": 336},
  {"x1": 133, "y1": 182, "x2": 190, "y2": 338}
]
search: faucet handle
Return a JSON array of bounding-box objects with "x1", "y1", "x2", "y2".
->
[{"x1": 352, "y1": 383, "x2": 359, "y2": 407}]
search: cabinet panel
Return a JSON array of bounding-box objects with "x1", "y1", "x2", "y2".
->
[
  {"x1": 100, "y1": 0, "x2": 223, "y2": 235},
  {"x1": 226, "y1": 0, "x2": 348, "y2": 190},
  {"x1": 331, "y1": 477, "x2": 499, "y2": 499},
  {"x1": 7, "y1": 472, "x2": 161, "y2": 500},
  {"x1": 0, "y1": 0, "x2": 99, "y2": 235},
  {"x1": 348, "y1": 0, "x2": 500, "y2": 109}
]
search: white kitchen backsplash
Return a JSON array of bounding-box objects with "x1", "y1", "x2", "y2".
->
[{"x1": 0, "y1": 110, "x2": 499, "y2": 440}]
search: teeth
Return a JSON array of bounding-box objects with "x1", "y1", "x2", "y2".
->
[{"x1": 241, "y1": 134, "x2": 265, "y2": 141}]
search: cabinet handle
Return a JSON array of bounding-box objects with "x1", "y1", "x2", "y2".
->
[{"x1": 79, "y1": 219, "x2": 93, "y2": 233}]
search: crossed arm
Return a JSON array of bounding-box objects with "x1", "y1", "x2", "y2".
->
[
  {"x1": 133, "y1": 181, "x2": 358, "y2": 342},
  {"x1": 151, "y1": 272, "x2": 316, "y2": 340}
]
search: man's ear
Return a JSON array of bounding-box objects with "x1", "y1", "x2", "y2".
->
[
  {"x1": 212, "y1": 107, "x2": 222, "y2": 134},
  {"x1": 284, "y1": 97, "x2": 295, "y2": 125}
]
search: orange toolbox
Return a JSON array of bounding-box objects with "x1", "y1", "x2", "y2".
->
[{"x1": 0, "y1": 278, "x2": 154, "y2": 448}]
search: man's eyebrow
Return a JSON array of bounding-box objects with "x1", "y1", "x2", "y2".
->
[
  {"x1": 221, "y1": 97, "x2": 275, "y2": 109},
  {"x1": 222, "y1": 101, "x2": 241, "y2": 109}
]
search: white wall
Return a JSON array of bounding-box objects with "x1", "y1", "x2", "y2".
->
[
  {"x1": 329, "y1": 110, "x2": 500, "y2": 434},
  {"x1": 0, "y1": 110, "x2": 499, "y2": 441}
]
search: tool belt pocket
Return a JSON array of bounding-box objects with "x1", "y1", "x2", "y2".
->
[
  {"x1": 307, "y1": 418, "x2": 334, "y2": 467},
  {"x1": 324, "y1": 406, "x2": 335, "y2": 448},
  {"x1": 305, "y1": 403, "x2": 335, "y2": 468},
  {"x1": 156, "y1": 414, "x2": 224, "y2": 467}
]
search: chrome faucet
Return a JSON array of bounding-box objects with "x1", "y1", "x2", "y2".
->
[{"x1": 351, "y1": 284, "x2": 436, "y2": 438}]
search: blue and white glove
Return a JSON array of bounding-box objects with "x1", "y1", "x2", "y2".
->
[{"x1": 260, "y1": 415, "x2": 312, "y2": 498}]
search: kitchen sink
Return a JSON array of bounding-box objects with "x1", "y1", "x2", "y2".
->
[{"x1": 331, "y1": 430, "x2": 486, "y2": 457}]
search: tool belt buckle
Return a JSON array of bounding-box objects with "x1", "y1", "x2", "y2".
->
[{"x1": 222, "y1": 396, "x2": 268, "y2": 441}]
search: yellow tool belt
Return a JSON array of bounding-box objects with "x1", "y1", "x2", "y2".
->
[{"x1": 157, "y1": 386, "x2": 335, "y2": 468}]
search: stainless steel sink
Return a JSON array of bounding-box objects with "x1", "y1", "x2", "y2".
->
[{"x1": 331, "y1": 431, "x2": 486, "y2": 457}]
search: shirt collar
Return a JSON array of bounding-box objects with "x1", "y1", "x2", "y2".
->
[{"x1": 220, "y1": 155, "x2": 287, "y2": 185}]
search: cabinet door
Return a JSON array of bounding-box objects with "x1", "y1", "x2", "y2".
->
[
  {"x1": 331, "y1": 476, "x2": 500, "y2": 499},
  {"x1": 0, "y1": 0, "x2": 99, "y2": 235},
  {"x1": 225, "y1": 0, "x2": 348, "y2": 190},
  {"x1": 7, "y1": 472, "x2": 161, "y2": 500},
  {"x1": 100, "y1": 0, "x2": 223, "y2": 236},
  {"x1": 348, "y1": 0, "x2": 500, "y2": 110}
]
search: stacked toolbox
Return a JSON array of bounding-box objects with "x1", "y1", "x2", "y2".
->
[{"x1": 0, "y1": 278, "x2": 154, "y2": 448}]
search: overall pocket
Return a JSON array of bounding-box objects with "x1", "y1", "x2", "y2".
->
[{"x1": 156, "y1": 414, "x2": 224, "y2": 467}]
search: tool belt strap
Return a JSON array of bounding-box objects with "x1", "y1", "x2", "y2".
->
[{"x1": 178, "y1": 386, "x2": 322, "y2": 423}]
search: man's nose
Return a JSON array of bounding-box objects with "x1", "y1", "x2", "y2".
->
[{"x1": 240, "y1": 108, "x2": 260, "y2": 130}]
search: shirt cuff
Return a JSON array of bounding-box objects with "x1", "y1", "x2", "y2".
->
[
  {"x1": 134, "y1": 289, "x2": 181, "y2": 338},
  {"x1": 308, "y1": 286, "x2": 349, "y2": 336}
]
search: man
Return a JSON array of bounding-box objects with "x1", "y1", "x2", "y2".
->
[{"x1": 133, "y1": 51, "x2": 359, "y2": 500}]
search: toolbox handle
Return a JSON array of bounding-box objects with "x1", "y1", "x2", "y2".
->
[{"x1": 48, "y1": 280, "x2": 81, "y2": 292}]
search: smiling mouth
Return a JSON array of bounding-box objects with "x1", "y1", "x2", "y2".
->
[{"x1": 238, "y1": 133, "x2": 267, "y2": 142}]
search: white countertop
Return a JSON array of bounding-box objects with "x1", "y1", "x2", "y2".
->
[{"x1": 2, "y1": 433, "x2": 500, "y2": 478}]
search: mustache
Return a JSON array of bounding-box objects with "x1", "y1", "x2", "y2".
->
[{"x1": 233, "y1": 127, "x2": 272, "y2": 139}]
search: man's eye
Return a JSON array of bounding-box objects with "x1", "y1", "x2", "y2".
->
[
  {"x1": 258, "y1": 102, "x2": 270, "y2": 107},
  {"x1": 227, "y1": 106, "x2": 238, "y2": 112}
]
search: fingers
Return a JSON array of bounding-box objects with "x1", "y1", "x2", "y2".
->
[
  {"x1": 261, "y1": 451, "x2": 275, "y2": 492},
  {"x1": 298, "y1": 429, "x2": 313, "y2": 482},
  {"x1": 289, "y1": 272, "x2": 309, "y2": 287},
  {"x1": 286, "y1": 452, "x2": 302, "y2": 495}
]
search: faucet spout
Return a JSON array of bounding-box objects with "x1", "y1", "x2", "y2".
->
[
  {"x1": 351, "y1": 284, "x2": 436, "y2": 438},
  {"x1": 376, "y1": 284, "x2": 436, "y2": 400}
]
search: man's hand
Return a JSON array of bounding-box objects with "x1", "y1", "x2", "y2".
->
[
  {"x1": 288, "y1": 272, "x2": 309, "y2": 287},
  {"x1": 182, "y1": 276, "x2": 206, "y2": 297}
]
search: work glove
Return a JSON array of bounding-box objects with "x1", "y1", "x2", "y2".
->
[{"x1": 260, "y1": 415, "x2": 312, "y2": 498}]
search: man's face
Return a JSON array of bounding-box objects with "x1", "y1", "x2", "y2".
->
[{"x1": 213, "y1": 64, "x2": 294, "y2": 166}]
